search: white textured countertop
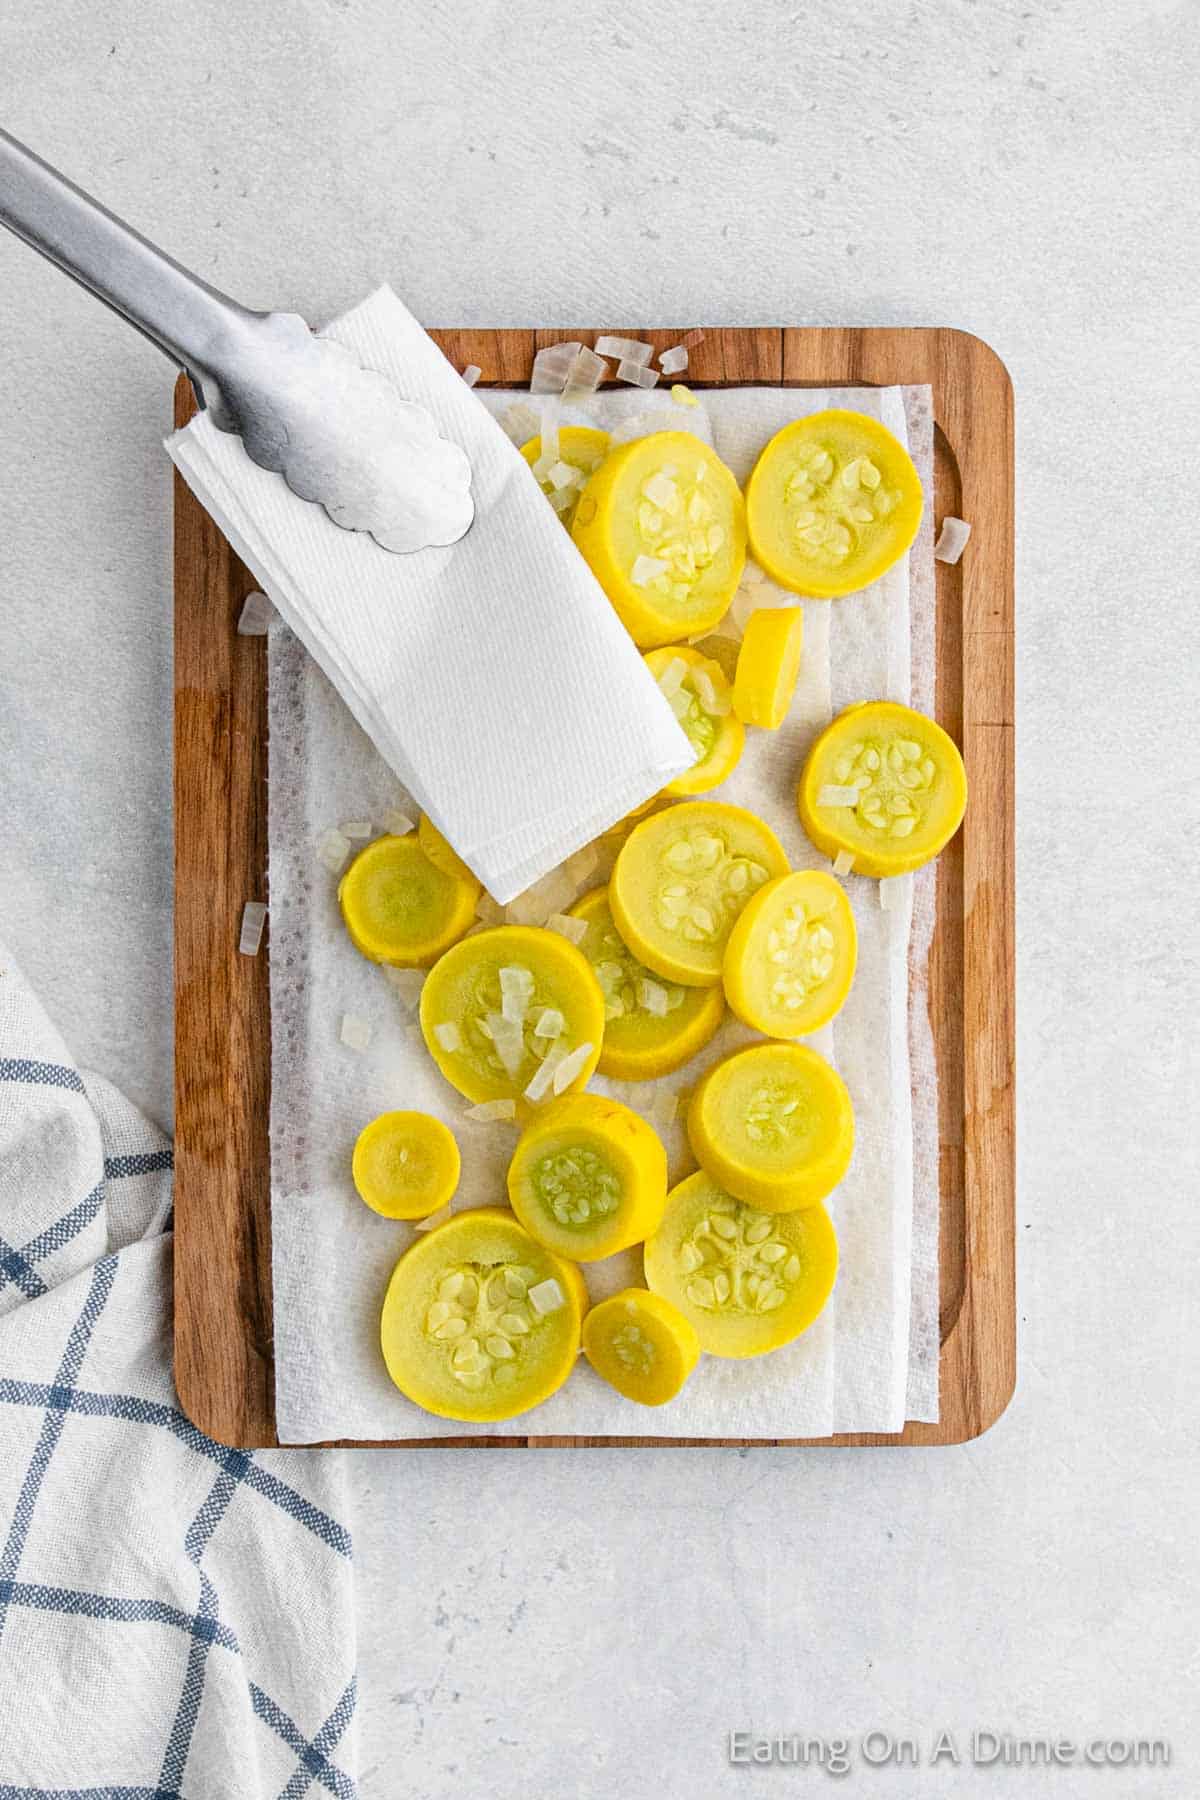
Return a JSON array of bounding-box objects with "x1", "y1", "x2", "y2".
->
[{"x1": 2, "y1": 2, "x2": 1196, "y2": 1793}]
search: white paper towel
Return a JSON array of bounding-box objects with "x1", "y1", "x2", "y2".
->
[
  {"x1": 265, "y1": 382, "x2": 940, "y2": 1443},
  {"x1": 166, "y1": 286, "x2": 694, "y2": 902}
]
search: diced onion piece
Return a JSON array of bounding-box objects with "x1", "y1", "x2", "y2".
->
[
  {"x1": 538, "y1": 399, "x2": 561, "y2": 466},
  {"x1": 682, "y1": 329, "x2": 706, "y2": 348},
  {"x1": 382, "y1": 808, "x2": 415, "y2": 837},
  {"x1": 650, "y1": 1086, "x2": 679, "y2": 1128},
  {"x1": 656, "y1": 655, "x2": 688, "y2": 698},
  {"x1": 239, "y1": 901, "x2": 267, "y2": 956},
  {"x1": 488, "y1": 1012, "x2": 527, "y2": 1078},
  {"x1": 548, "y1": 488, "x2": 575, "y2": 514},
  {"x1": 530, "y1": 342, "x2": 582, "y2": 395},
  {"x1": 730, "y1": 588, "x2": 760, "y2": 634},
  {"x1": 632, "y1": 555, "x2": 669, "y2": 587},
  {"x1": 818, "y1": 785, "x2": 861, "y2": 808},
  {"x1": 475, "y1": 891, "x2": 505, "y2": 925},
  {"x1": 637, "y1": 978, "x2": 669, "y2": 1018},
  {"x1": 236, "y1": 590, "x2": 274, "y2": 635},
  {"x1": 466, "y1": 1098, "x2": 517, "y2": 1123},
  {"x1": 742, "y1": 560, "x2": 765, "y2": 585},
  {"x1": 413, "y1": 1201, "x2": 454, "y2": 1233},
  {"x1": 339, "y1": 819, "x2": 373, "y2": 840},
  {"x1": 500, "y1": 963, "x2": 534, "y2": 1000},
  {"x1": 547, "y1": 911, "x2": 588, "y2": 945},
  {"x1": 502, "y1": 401, "x2": 540, "y2": 443},
  {"x1": 551, "y1": 1039, "x2": 594, "y2": 1095},
  {"x1": 433, "y1": 1021, "x2": 463, "y2": 1053},
  {"x1": 564, "y1": 346, "x2": 607, "y2": 393},
  {"x1": 384, "y1": 967, "x2": 426, "y2": 1011},
  {"x1": 692, "y1": 668, "x2": 731, "y2": 716},
  {"x1": 658, "y1": 344, "x2": 689, "y2": 376},
  {"x1": 641, "y1": 470, "x2": 678, "y2": 510},
  {"x1": 934, "y1": 515, "x2": 972, "y2": 564},
  {"x1": 564, "y1": 844, "x2": 598, "y2": 886},
  {"x1": 524, "y1": 1041, "x2": 567, "y2": 1102},
  {"x1": 670, "y1": 383, "x2": 698, "y2": 408},
  {"x1": 461, "y1": 364, "x2": 482, "y2": 387},
  {"x1": 595, "y1": 335, "x2": 653, "y2": 366},
  {"x1": 533, "y1": 1007, "x2": 565, "y2": 1039},
  {"x1": 617, "y1": 358, "x2": 660, "y2": 388},
  {"x1": 317, "y1": 828, "x2": 351, "y2": 874},
  {"x1": 833, "y1": 849, "x2": 855, "y2": 876},
  {"x1": 340, "y1": 1013, "x2": 372, "y2": 1052},
  {"x1": 546, "y1": 460, "x2": 581, "y2": 492},
  {"x1": 506, "y1": 868, "x2": 576, "y2": 926},
  {"x1": 528, "y1": 1276, "x2": 566, "y2": 1315},
  {"x1": 879, "y1": 874, "x2": 913, "y2": 914}
]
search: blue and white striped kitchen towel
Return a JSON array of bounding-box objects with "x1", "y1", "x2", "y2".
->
[{"x1": 0, "y1": 941, "x2": 357, "y2": 1797}]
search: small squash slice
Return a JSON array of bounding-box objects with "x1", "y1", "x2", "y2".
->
[
  {"x1": 507, "y1": 1093, "x2": 668, "y2": 1262},
  {"x1": 643, "y1": 645, "x2": 745, "y2": 795},
  {"x1": 582, "y1": 1289, "x2": 700, "y2": 1404},
  {"x1": 722, "y1": 870, "x2": 856, "y2": 1039},
  {"x1": 338, "y1": 833, "x2": 478, "y2": 968},
  {"x1": 352, "y1": 1110, "x2": 461, "y2": 1220},
  {"x1": 686, "y1": 1042, "x2": 854, "y2": 1212}
]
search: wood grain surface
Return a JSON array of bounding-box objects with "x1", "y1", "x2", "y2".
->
[{"x1": 173, "y1": 326, "x2": 1014, "y2": 1450}]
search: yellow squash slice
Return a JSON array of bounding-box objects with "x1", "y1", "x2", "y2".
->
[
  {"x1": 722, "y1": 870, "x2": 856, "y2": 1039},
  {"x1": 380, "y1": 1208, "x2": 586, "y2": 1422},
  {"x1": 338, "y1": 833, "x2": 478, "y2": 968},
  {"x1": 419, "y1": 925, "x2": 604, "y2": 1109},
  {"x1": 507, "y1": 1093, "x2": 668, "y2": 1262},
  {"x1": 571, "y1": 431, "x2": 747, "y2": 647},
  {"x1": 746, "y1": 410, "x2": 922, "y2": 598},
  {"x1": 568, "y1": 887, "x2": 724, "y2": 1082},
  {"x1": 732, "y1": 605, "x2": 804, "y2": 728},
  {"x1": 521, "y1": 425, "x2": 611, "y2": 529},
  {"x1": 352, "y1": 1110, "x2": 461, "y2": 1220},
  {"x1": 417, "y1": 813, "x2": 483, "y2": 893},
  {"x1": 643, "y1": 1172, "x2": 838, "y2": 1358},
  {"x1": 644, "y1": 646, "x2": 745, "y2": 795},
  {"x1": 687, "y1": 1042, "x2": 853, "y2": 1211},
  {"x1": 610, "y1": 801, "x2": 789, "y2": 988},
  {"x1": 582, "y1": 1288, "x2": 700, "y2": 1404},
  {"x1": 798, "y1": 700, "x2": 967, "y2": 877}
]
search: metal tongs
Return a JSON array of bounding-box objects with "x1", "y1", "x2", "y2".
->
[{"x1": 0, "y1": 127, "x2": 473, "y2": 552}]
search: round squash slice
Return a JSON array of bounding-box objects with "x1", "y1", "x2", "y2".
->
[
  {"x1": 722, "y1": 870, "x2": 856, "y2": 1039},
  {"x1": 687, "y1": 1042, "x2": 854, "y2": 1211},
  {"x1": 732, "y1": 605, "x2": 804, "y2": 729},
  {"x1": 643, "y1": 1172, "x2": 838, "y2": 1358},
  {"x1": 352, "y1": 1110, "x2": 461, "y2": 1220},
  {"x1": 610, "y1": 801, "x2": 789, "y2": 988},
  {"x1": 507, "y1": 1093, "x2": 668, "y2": 1262},
  {"x1": 380, "y1": 1208, "x2": 586, "y2": 1422},
  {"x1": 419, "y1": 925, "x2": 605, "y2": 1109},
  {"x1": 569, "y1": 887, "x2": 724, "y2": 1082},
  {"x1": 798, "y1": 700, "x2": 967, "y2": 877},
  {"x1": 338, "y1": 833, "x2": 478, "y2": 968},
  {"x1": 571, "y1": 431, "x2": 747, "y2": 647},
  {"x1": 520, "y1": 424, "x2": 611, "y2": 530},
  {"x1": 582, "y1": 1288, "x2": 699, "y2": 1404},
  {"x1": 643, "y1": 646, "x2": 745, "y2": 795},
  {"x1": 746, "y1": 410, "x2": 922, "y2": 598}
]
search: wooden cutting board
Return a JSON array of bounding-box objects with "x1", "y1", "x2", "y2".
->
[{"x1": 173, "y1": 326, "x2": 1014, "y2": 1449}]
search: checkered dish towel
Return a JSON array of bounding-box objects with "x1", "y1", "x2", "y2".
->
[{"x1": 0, "y1": 944, "x2": 357, "y2": 1797}]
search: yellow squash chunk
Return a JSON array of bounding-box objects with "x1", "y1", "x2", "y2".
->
[
  {"x1": 733, "y1": 605, "x2": 804, "y2": 728},
  {"x1": 569, "y1": 887, "x2": 724, "y2": 1081},
  {"x1": 687, "y1": 1042, "x2": 853, "y2": 1211},
  {"x1": 643, "y1": 1171, "x2": 838, "y2": 1358},
  {"x1": 571, "y1": 431, "x2": 747, "y2": 647},
  {"x1": 338, "y1": 833, "x2": 478, "y2": 968},
  {"x1": 582, "y1": 1288, "x2": 700, "y2": 1404},
  {"x1": 419, "y1": 925, "x2": 605, "y2": 1109},
  {"x1": 417, "y1": 813, "x2": 483, "y2": 894},
  {"x1": 723, "y1": 870, "x2": 856, "y2": 1039},
  {"x1": 746, "y1": 410, "x2": 923, "y2": 598},
  {"x1": 644, "y1": 646, "x2": 745, "y2": 795},
  {"x1": 610, "y1": 801, "x2": 789, "y2": 988},
  {"x1": 507, "y1": 1093, "x2": 668, "y2": 1262},
  {"x1": 380, "y1": 1208, "x2": 587, "y2": 1422},
  {"x1": 798, "y1": 700, "x2": 967, "y2": 877},
  {"x1": 352, "y1": 1110, "x2": 461, "y2": 1220},
  {"x1": 520, "y1": 424, "x2": 611, "y2": 529}
]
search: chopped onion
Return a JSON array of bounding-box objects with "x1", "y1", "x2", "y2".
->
[
  {"x1": 551, "y1": 1039, "x2": 593, "y2": 1095},
  {"x1": 488, "y1": 1012, "x2": 526, "y2": 1078},
  {"x1": 530, "y1": 342, "x2": 582, "y2": 395},
  {"x1": 693, "y1": 668, "x2": 731, "y2": 716},
  {"x1": 506, "y1": 868, "x2": 576, "y2": 925},
  {"x1": 682, "y1": 329, "x2": 706, "y2": 348},
  {"x1": 548, "y1": 488, "x2": 575, "y2": 515},
  {"x1": 317, "y1": 828, "x2": 351, "y2": 874},
  {"x1": 413, "y1": 1202, "x2": 453, "y2": 1233},
  {"x1": 595, "y1": 335, "x2": 653, "y2": 366},
  {"x1": 833, "y1": 849, "x2": 855, "y2": 877},
  {"x1": 742, "y1": 560, "x2": 765, "y2": 585},
  {"x1": 564, "y1": 843, "x2": 599, "y2": 886},
  {"x1": 524, "y1": 1040, "x2": 566, "y2": 1102},
  {"x1": 658, "y1": 344, "x2": 689, "y2": 376},
  {"x1": 465, "y1": 1098, "x2": 517, "y2": 1123},
  {"x1": 562, "y1": 346, "x2": 607, "y2": 397},
  {"x1": 879, "y1": 874, "x2": 912, "y2": 913},
  {"x1": 656, "y1": 655, "x2": 688, "y2": 698},
  {"x1": 528, "y1": 1276, "x2": 566, "y2": 1316},
  {"x1": 533, "y1": 1006, "x2": 565, "y2": 1039},
  {"x1": 382, "y1": 808, "x2": 415, "y2": 837},
  {"x1": 546, "y1": 460, "x2": 581, "y2": 492},
  {"x1": 384, "y1": 967, "x2": 426, "y2": 1011},
  {"x1": 433, "y1": 1021, "x2": 462, "y2": 1053},
  {"x1": 238, "y1": 901, "x2": 267, "y2": 956},
  {"x1": 638, "y1": 978, "x2": 669, "y2": 1018},
  {"x1": 339, "y1": 819, "x2": 373, "y2": 840},
  {"x1": 236, "y1": 590, "x2": 274, "y2": 636},
  {"x1": 502, "y1": 401, "x2": 540, "y2": 443},
  {"x1": 818, "y1": 785, "x2": 861, "y2": 808},
  {"x1": 934, "y1": 515, "x2": 972, "y2": 564},
  {"x1": 617, "y1": 358, "x2": 660, "y2": 389},
  {"x1": 632, "y1": 555, "x2": 669, "y2": 588},
  {"x1": 460, "y1": 364, "x2": 482, "y2": 388},
  {"x1": 539, "y1": 399, "x2": 561, "y2": 467},
  {"x1": 670, "y1": 383, "x2": 698, "y2": 408},
  {"x1": 547, "y1": 911, "x2": 587, "y2": 945},
  {"x1": 340, "y1": 1013, "x2": 372, "y2": 1052},
  {"x1": 641, "y1": 470, "x2": 678, "y2": 510},
  {"x1": 730, "y1": 588, "x2": 760, "y2": 634},
  {"x1": 650, "y1": 1087, "x2": 679, "y2": 1128},
  {"x1": 475, "y1": 891, "x2": 506, "y2": 925}
]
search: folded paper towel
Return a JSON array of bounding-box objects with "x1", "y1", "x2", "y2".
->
[{"x1": 167, "y1": 286, "x2": 694, "y2": 901}]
